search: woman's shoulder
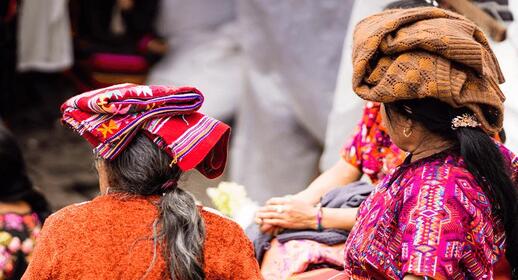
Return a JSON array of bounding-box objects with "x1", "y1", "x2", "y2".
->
[
  {"x1": 200, "y1": 207, "x2": 243, "y2": 233},
  {"x1": 200, "y1": 207, "x2": 251, "y2": 244},
  {"x1": 46, "y1": 195, "x2": 157, "y2": 228},
  {"x1": 200, "y1": 207, "x2": 260, "y2": 277},
  {"x1": 402, "y1": 152, "x2": 471, "y2": 180},
  {"x1": 399, "y1": 153, "x2": 490, "y2": 209},
  {"x1": 397, "y1": 153, "x2": 482, "y2": 199},
  {"x1": 43, "y1": 200, "x2": 93, "y2": 229},
  {"x1": 496, "y1": 142, "x2": 518, "y2": 175}
]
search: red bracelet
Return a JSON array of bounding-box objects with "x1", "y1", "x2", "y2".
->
[{"x1": 316, "y1": 202, "x2": 323, "y2": 232}]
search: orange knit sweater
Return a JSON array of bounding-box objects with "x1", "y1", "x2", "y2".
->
[{"x1": 22, "y1": 195, "x2": 262, "y2": 279}]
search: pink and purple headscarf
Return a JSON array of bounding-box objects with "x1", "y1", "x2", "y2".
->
[{"x1": 61, "y1": 83, "x2": 230, "y2": 178}]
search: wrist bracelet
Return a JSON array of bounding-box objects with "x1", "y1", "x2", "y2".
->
[{"x1": 316, "y1": 202, "x2": 323, "y2": 232}]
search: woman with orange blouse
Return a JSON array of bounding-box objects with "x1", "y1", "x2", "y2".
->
[{"x1": 22, "y1": 84, "x2": 261, "y2": 280}]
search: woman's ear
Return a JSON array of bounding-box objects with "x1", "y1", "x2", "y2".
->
[{"x1": 404, "y1": 117, "x2": 413, "y2": 131}]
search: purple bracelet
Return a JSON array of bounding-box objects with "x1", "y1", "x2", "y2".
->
[{"x1": 316, "y1": 202, "x2": 323, "y2": 232}]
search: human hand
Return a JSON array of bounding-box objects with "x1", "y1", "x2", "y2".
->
[
  {"x1": 256, "y1": 222, "x2": 281, "y2": 235},
  {"x1": 254, "y1": 195, "x2": 289, "y2": 232},
  {"x1": 255, "y1": 208, "x2": 279, "y2": 234},
  {"x1": 255, "y1": 196, "x2": 318, "y2": 230}
]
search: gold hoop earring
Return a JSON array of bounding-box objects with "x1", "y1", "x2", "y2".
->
[{"x1": 403, "y1": 127, "x2": 412, "y2": 138}]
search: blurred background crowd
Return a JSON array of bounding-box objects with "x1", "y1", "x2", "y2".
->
[{"x1": 0, "y1": 0, "x2": 517, "y2": 211}]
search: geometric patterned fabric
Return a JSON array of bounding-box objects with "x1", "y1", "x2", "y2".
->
[
  {"x1": 61, "y1": 83, "x2": 230, "y2": 179},
  {"x1": 343, "y1": 144, "x2": 518, "y2": 279}
]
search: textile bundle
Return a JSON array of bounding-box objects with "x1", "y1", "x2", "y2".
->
[
  {"x1": 61, "y1": 83, "x2": 230, "y2": 178},
  {"x1": 352, "y1": 7, "x2": 505, "y2": 133}
]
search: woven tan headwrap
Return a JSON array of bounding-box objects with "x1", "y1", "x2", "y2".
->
[{"x1": 352, "y1": 7, "x2": 505, "y2": 133}]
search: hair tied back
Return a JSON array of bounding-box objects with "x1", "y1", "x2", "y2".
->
[{"x1": 162, "y1": 179, "x2": 177, "y2": 190}]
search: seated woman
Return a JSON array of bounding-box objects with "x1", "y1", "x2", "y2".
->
[
  {"x1": 0, "y1": 125, "x2": 50, "y2": 279},
  {"x1": 343, "y1": 7, "x2": 518, "y2": 278},
  {"x1": 254, "y1": 100, "x2": 404, "y2": 279},
  {"x1": 22, "y1": 84, "x2": 261, "y2": 279},
  {"x1": 255, "y1": 101, "x2": 403, "y2": 234}
]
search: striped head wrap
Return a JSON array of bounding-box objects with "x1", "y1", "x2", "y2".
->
[{"x1": 61, "y1": 83, "x2": 230, "y2": 179}]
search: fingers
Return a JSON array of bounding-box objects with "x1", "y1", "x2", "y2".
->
[
  {"x1": 256, "y1": 210, "x2": 284, "y2": 220},
  {"x1": 260, "y1": 223, "x2": 274, "y2": 233},
  {"x1": 261, "y1": 219, "x2": 289, "y2": 228},
  {"x1": 256, "y1": 206, "x2": 285, "y2": 224},
  {"x1": 257, "y1": 204, "x2": 288, "y2": 215}
]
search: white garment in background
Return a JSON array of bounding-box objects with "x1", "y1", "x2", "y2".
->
[
  {"x1": 320, "y1": 0, "x2": 394, "y2": 170},
  {"x1": 496, "y1": 0, "x2": 518, "y2": 152},
  {"x1": 231, "y1": 0, "x2": 354, "y2": 203},
  {"x1": 493, "y1": 42, "x2": 518, "y2": 152},
  {"x1": 147, "y1": 0, "x2": 242, "y2": 121},
  {"x1": 17, "y1": 0, "x2": 72, "y2": 72}
]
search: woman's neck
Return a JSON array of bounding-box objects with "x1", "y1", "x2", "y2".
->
[{"x1": 410, "y1": 136, "x2": 454, "y2": 163}]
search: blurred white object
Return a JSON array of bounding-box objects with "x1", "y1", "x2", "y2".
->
[
  {"x1": 321, "y1": 0, "x2": 390, "y2": 170},
  {"x1": 147, "y1": 0, "x2": 242, "y2": 121},
  {"x1": 17, "y1": 0, "x2": 72, "y2": 72},
  {"x1": 207, "y1": 182, "x2": 259, "y2": 229},
  {"x1": 496, "y1": 0, "x2": 518, "y2": 152},
  {"x1": 231, "y1": 0, "x2": 354, "y2": 203},
  {"x1": 493, "y1": 41, "x2": 518, "y2": 152}
]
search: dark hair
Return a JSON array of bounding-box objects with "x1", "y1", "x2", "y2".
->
[
  {"x1": 385, "y1": 98, "x2": 518, "y2": 275},
  {"x1": 103, "y1": 134, "x2": 205, "y2": 280},
  {"x1": 499, "y1": 128, "x2": 507, "y2": 144},
  {"x1": 0, "y1": 125, "x2": 50, "y2": 222}
]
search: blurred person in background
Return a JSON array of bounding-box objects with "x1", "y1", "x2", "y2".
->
[
  {"x1": 23, "y1": 84, "x2": 261, "y2": 280},
  {"x1": 0, "y1": 124, "x2": 50, "y2": 279},
  {"x1": 8, "y1": 0, "x2": 72, "y2": 125},
  {"x1": 17, "y1": 0, "x2": 72, "y2": 73},
  {"x1": 147, "y1": 0, "x2": 242, "y2": 123},
  {"x1": 69, "y1": 0, "x2": 168, "y2": 88},
  {"x1": 231, "y1": 0, "x2": 355, "y2": 204}
]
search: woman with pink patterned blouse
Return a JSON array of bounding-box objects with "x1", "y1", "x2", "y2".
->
[{"x1": 342, "y1": 6, "x2": 518, "y2": 280}]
